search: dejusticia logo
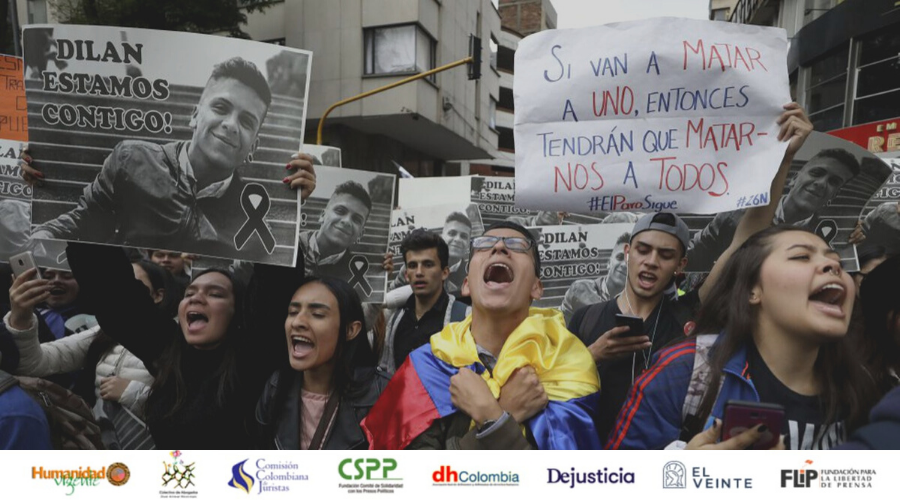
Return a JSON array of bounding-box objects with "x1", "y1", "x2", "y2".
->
[{"x1": 547, "y1": 467, "x2": 635, "y2": 488}]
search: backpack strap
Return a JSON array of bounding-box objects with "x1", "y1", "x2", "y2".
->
[
  {"x1": 679, "y1": 334, "x2": 718, "y2": 441},
  {"x1": 0, "y1": 369, "x2": 19, "y2": 395},
  {"x1": 576, "y1": 303, "x2": 606, "y2": 340},
  {"x1": 448, "y1": 300, "x2": 469, "y2": 323}
]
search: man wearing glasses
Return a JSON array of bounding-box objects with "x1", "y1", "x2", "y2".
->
[{"x1": 363, "y1": 221, "x2": 601, "y2": 450}]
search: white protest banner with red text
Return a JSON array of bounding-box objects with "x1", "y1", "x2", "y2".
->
[{"x1": 514, "y1": 17, "x2": 790, "y2": 215}]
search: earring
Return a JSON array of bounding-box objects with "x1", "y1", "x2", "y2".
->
[{"x1": 245, "y1": 152, "x2": 254, "y2": 164}]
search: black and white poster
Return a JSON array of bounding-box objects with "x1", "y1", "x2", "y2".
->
[
  {"x1": 858, "y1": 158, "x2": 900, "y2": 255},
  {"x1": 24, "y1": 25, "x2": 312, "y2": 266},
  {"x1": 0, "y1": 138, "x2": 31, "y2": 262},
  {"x1": 303, "y1": 144, "x2": 341, "y2": 168},
  {"x1": 684, "y1": 132, "x2": 892, "y2": 272},
  {"x1": 529, "y1": 223, "x2": 635, "y2": 322},
  {"x1": 300, "y1": 165, "x2": 394, "y2": 304},
  {"x1": 388, "y1": 203, "x2": 485, "y2": 296}
]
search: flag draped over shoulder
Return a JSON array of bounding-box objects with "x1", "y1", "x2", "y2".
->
[{"x1": 361, "y1": 308, "x2": 601, "y2": 450}]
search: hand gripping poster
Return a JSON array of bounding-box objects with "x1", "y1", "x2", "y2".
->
[
  {"x1": 23, "y1": 25, "x2": 312, "y2": 266},
  {"x1": 683, "y1": 132, "x2": 892, "y2": 272},
  {"x1": 299, "y1": 166, "x2": 395, "y2": 304},
  {"x1": 514, "y1": 18, "x2": 792, "y2": 215}
]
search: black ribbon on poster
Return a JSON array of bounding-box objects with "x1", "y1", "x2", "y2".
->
[
  {"x1": 815, "y1": 219, "x2": 838, "y2": 246},
  {"x1": 234, "y1": 182, "x2": 276, "y2": 254},
  {"x1": 348, "y1": 254, "x2": 373, "y2": 297}
]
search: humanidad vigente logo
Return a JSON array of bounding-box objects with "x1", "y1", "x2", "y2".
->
[{"x1": 32, "y1": 463, "x2": 130, "y2": 494}]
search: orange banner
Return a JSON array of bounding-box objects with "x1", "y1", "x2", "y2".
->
[{"x1": 0, "y1": 54, "x2": 27, "y2": 141}]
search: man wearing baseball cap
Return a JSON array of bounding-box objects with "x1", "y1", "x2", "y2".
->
[{"x1": 568, "y1": 212, "x2": 699, "y2": 443}]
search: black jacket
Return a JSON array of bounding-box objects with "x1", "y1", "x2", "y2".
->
[
  {"x1": 66, "y1": 242, "x2": 305, "y2": 449},
  {"x1": 255, "y1": 368, "x2": 388, "y2": 450}
]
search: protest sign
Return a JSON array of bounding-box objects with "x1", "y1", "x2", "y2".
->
[
  {"x1": 388, "y1": 203, "x2": 485, "y2": 296},
  {"x1": 300, "y1": 166, "x2": 394, "y2": 303},
  {"x1": 514, "y1": 17, "x2": 791, "y2": 215},
  {"x1": 528, "y1": 223, "x2": 635, "y2": 321},
  {"x1": 684, "y1": 132, "x2": 892, "y2": 272},
  {"x1": 303, "y1": 144, "x2": 341, "y2": 167},
  {"x1": 0, "y1": 55, "x2": 27, "y2": 142},
  {"x1": 858, "y1": 158, "x2": 900, "y2": 255},
  {"x1": 0, "y1": 138, "x2": 31, "y2": 262},
  {"x1": 24, "y1": 25, "x2": 312, "y2": 266}
]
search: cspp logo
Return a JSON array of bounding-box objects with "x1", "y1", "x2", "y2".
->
[
  {"x1": 107, "y1": 463, "x2": 131, "y2": 486},
  {"x1": 781, "y1": 460, "x2": 818, "y2": 488},
  {"x1": 432, "y1": 465, "x2": 519, "y2": 486},
  {"x1": 547, "y1": 467, "x2": 636, "y2": 488},
  {"x1": 781, "y1": 460, "x2": 876, "y2": 489},
  {"x1": 663, "y1": 461, "x2": 686, "y2": 489},
  {"x1": 31, "y1": 464, "x2": 124, "y2": 495},
  {"x1": 160, "y1": 450, "x2": 198, "y2": 499},
  {"x1": 227, "y1": 458, "x2": 309, "y2": 495},
  {"x1": 337, "y1": 458, "x2": 403, "y2": 494}
]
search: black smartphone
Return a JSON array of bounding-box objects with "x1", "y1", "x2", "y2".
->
[
  {"x1": 722, "y1": 400, "x2": 785, "y2": 450},
  {"x1": 615, "y1": 313, "x2": 644, "y2": 337}
]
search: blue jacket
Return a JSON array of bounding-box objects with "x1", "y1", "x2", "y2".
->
[
  {"x1": 606, "y1": 335, "x2": 759, "y2": 450},
  {"x1": 0, "y1": 385, "x2": 52, "y2": 450}
]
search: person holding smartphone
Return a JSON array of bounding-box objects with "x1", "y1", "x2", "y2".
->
[
  {"x1": 606, "y1": 224, "x2": 879, "y2": 450},
  {"x1": 568, "y1": 103, "x2": 816, "y2": 446}
]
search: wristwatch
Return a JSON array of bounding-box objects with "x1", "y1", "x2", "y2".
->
[{"x1": 477, "y1": 411, "x2": 508, "y2": 433}]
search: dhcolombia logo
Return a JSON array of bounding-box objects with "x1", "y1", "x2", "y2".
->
[
  {"x1": 432, "y1": 466, "x2": 519, "y2": 486},
  {"x1": 547, "y1": 467, "x2": 636, "y2": 488}
]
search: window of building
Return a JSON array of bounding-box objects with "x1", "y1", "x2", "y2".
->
[
  {"x1": 853, "y1": 26, "x2": 900, "y2": 125},
  {"x1": 498, "y1": 87, "x2": 514, "y2": 111},
  {"x1": 710, "y1": 8, "x2": 729, "y2": 21},
  {"x1": 490, "y1": 35, "x2": 499, "y2": 71},
  {"x1": 364, "y1": 24, "x2": 436, "y2": 80},
  {"x1": 498, "y1": 127, "x2": 514, "y2": 151},
  {"x1": 805, "y1": 46, "x2": 848, "y2": 131},
  {"x1": 27, "y1": 0, "x2": 48, "y2": 24},
  {"x1": 497, "y1": 45, "x2": 514, "y2": 72},
  {"x1": 489, "y1": 97, "x2": 497, "y2": 131}
]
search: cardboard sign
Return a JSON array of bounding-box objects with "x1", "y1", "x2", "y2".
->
[
  {"x1": 24, "y1": 25, "x2": 312, "y2": 266},
  {"x1": 514, "y1": 18, "x2": 791, "y2": 215}
]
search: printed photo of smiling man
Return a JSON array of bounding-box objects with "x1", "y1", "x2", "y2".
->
[
  {"x1": 24, "y1": 26, "x2": 312, "y2": 266},
  {"x1": 298, "y1": 166, "x2": 394, "y2": 303}
]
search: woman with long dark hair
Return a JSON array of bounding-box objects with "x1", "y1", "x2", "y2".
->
[
  {"x1": 607, "y1": 226, "x2": 878, "y2": 450},
  {"x1": 255, "y1": 276, "x2": 385, "y2": 449}
]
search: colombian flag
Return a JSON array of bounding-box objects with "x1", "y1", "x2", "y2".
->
[{"x1": 362, "y1": 308, "x2": 601, "y2": 449}]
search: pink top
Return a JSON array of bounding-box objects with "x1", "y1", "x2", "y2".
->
[{"x1": 300, "y1": 390, "x2": 329, "y2": 450}]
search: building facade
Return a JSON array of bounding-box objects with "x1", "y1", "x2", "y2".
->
[
  {"x1": 243, "y1": 0, "x2": 501, "y2": 178},
  {"x1": 726, "y1": 0, "x2": 900, "y2": 135},
  {"x1": 466, "y1": 0, "x2": 557, "y2": 177}
]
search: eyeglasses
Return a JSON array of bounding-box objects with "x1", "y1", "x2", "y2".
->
[{"x1": 471, "y1": 235, "x2": 534, "y2": 253}]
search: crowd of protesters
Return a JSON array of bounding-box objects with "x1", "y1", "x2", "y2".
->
[{"x1": 2, "y1": 101, "x2": 899, "y2": 451}]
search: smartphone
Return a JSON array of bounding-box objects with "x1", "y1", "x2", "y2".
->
[
  {"x1": 9, "y1": 251, "x2": 41, "y2": 280},
  {"x1": 721, "y1": 400, "x2": 784, "y2": 450},
  {"x1": 615, "y1": 313, "x2": 644, "y2": 337}
]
